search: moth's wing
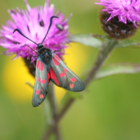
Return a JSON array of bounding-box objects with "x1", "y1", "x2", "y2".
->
[
  {"x1": 50, "y1": 54, "x2": 85, "y2": 91},
  {"x1": 32, "y1": 57, "x2": 50, "y2": 107}
]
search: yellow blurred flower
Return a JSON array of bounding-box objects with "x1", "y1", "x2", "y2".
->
[{"x1": 3, "y1": 56, "x2": 34, "y2": 102}]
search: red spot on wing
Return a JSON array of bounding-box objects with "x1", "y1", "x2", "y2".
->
[
  {"x1": 64, "y1": 68, "x2": 68, "y2": 73},
  {"x1": 70, "y1": 77, "x2": 76, "y2": 83},
  {"x1": 60, "y1": 72, "x2": 66, "y2": 77},
  {"x1": 40, "y1": 62, "x2": 44, "y2": 71},
  {"x1": 41, "y1": 79, "x2": 46, "y2": 84},
  {"x1": 37, "y1": 77, "x2": 41, "y2": 82},
  {"x1": 54, "y1": 54, "x2": 61, "y2": 61},
  {"x1": 39, "y1": 94, "x2": 44, "y2": 99},
  {"x1": 37, "y1": 60, "x2": 40, "y2": 69},
  {"x1": 36, "y1": 89, "x2": 40, "y2": 94},
  {"x1": 50, "y1": 68, "x2": 60, "y2": 85},
  {"x1": 47, "y1": 72, "x2": 51, "y2": 83},
  {"x1": 69, "y1": 83, "x2": 74, "y2": 89},
  {"x1": 53, "y1": 58, "x2": 59, "y2": 66}
]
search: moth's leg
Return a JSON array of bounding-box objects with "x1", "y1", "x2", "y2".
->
[{"x1": 26, "y1": 82, "x2": 34, "y2": 89}]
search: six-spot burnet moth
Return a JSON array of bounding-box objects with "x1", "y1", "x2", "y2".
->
[{"x1": 13, "y1": 16, "x2": 85, "y2": 107}]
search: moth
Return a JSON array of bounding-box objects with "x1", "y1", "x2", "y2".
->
[{"x1": 13, "y1": 16, "x2": 84, "y2": 107}]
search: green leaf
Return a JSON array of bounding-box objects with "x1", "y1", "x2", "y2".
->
[
  {"x1": 68, "y1": 34, "x2": 102, "y2": 48},
  {"x1": 115, "y1": 40, "x2": 140, "y2": 48},
  {"x1": 92, "y1": 34, "x2": 110, "y2": 40},
  {"x1": 95, "y1": 63, "x2": 140, "y2": 80}
]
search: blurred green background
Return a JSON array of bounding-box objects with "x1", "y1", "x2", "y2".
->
[{"x1": 1, "y1": 0, "x2": 140, "y2": 140}]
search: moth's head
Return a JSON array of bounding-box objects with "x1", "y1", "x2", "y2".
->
[
  {"x1": 37, "y1": 43, "x2": 44, "y2": 50},
  {"x1": 37, "y1": 44, "x2": 52, "y2": 54}
]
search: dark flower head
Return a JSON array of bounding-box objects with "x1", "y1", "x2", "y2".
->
[
  {"x1": 0, "y1": 0, "x2": 72, "y2": 63},
  {"x1": 96, "y1": 0, "x2": 140, "y2": 27},
  {"x1": 95, "y1": 0, "x2": 140, "y2": 39}
]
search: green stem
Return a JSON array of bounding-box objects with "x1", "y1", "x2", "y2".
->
[
  {"x1": 42, "y1": 83, "x2": 62, "y2": 140},
  {"x1": 84, "y1": 39, "x2": 118, "y2": 86}
]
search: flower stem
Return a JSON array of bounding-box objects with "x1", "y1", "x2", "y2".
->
[
  {"x1": 84, "y1": 39, "x2": 118, "y2": 86},
  {"x1": 42, "y1": 83, "x2": 62, "y2": 140},
  {"x1": 43, "y1": 39, "x2": 118, "y2": 139}
]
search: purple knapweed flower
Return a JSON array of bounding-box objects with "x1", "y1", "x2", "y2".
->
[
  {"x1": 0, "y1": 0, "x2": 72, "y2": 63},
  {"x1": 95, "y1": 0, "x2": 140, "y2": 27}
]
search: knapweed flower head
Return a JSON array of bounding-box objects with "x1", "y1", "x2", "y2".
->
[
  {"x1": 96, "y1": 0, "x2": 140, "y2": 27},
  {"x1": 0, "y1": 0, "x2": 71, "y2": 63},
  {"x1": 95, "y1": 0, "x2": 140, "y2": 39}
]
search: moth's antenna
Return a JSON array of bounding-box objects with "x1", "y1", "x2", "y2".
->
[
  {"x1": 41, "y1": 16, "x2": 58, "y2": 44},
  {"x1": 13, "y1": 29, "x2": 38, "y2": 45},
  {"x1": 13, "y1": 16, "x2": 58, "y2": 46}
]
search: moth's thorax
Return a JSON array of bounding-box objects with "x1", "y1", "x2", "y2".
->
[{"x1": 37, "y1": 44, "x2": 53, "y2": 65}]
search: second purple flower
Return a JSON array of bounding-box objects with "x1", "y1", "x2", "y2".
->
[{"x1": 96, "y1": 0, "x2": 140, "y2": 39}]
